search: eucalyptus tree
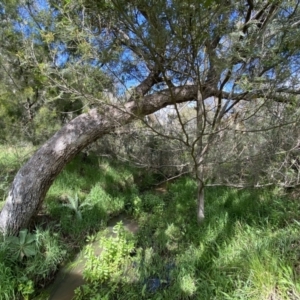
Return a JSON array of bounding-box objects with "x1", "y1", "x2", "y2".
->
[
  {"x1": 1, "y1": 0, "x2": 300, "y2": 234},
  {"x1": 0, "y1": 1, "x2": 32, "y2": 142},
  {"x1": 0, "y1": 1, "x2": 68, "y2": 143}
]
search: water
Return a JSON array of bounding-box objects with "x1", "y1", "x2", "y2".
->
[{"x1": 47, "y1": 214, "x2": 139, "y2": 300}]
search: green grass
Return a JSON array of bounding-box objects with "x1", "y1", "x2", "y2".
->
[
  {"x1": 45, "y1": 153, "x2": 140, "y2": 240},
  {"x1": 0, "y1": 147, "x2": 142, "y2": 298},
  {"x1": 1, "y1": 144, "x2": 300, "y2": 299},
  {"x1": 78, "y1": 179, "x2": 300, "y2": 299},
  {"x1": 0, "y1": 144, "x2": 36, "y2": 205}
]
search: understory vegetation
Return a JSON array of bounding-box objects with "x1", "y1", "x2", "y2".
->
[{"x1": 1, "y1": 145, "x2": 300, "y2": 299}]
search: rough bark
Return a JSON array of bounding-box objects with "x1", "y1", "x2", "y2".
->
[
  {"x1": 195, "y1": 89, "x2": 206, "y2": 223},
  {"x1": 0, "y1": 85, "x2": 198, "y2": 235},
  {"x1": 197, "y1": 179, "x2": 205, "y2": 223}
]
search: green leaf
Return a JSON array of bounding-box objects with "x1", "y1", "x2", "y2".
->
[
  {"x1": 6, "y1": 236, "x2": 19, "y2": 245},
  {"x1": 24, "y1": 233, "x2": 37, "y2": 244},
  {"x1": 23, "y1": 244, "x2": 37, "y2": 257},
  {"x1": 19, "y1": 229, "x2": 28, "y2": 245}
]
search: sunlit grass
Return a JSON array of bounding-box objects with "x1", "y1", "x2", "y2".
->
[
  {"x1": 1, "y1": 146, "x2": 300, "y2": 299},
  {"x1": 45, "y1": 154, "x2": 140, "y2": 239},
  {"x1": 0, "y1": 144, "x2": 36, "y2": 205},
  {"x1": 70, "y1": 174, "x2": 300, "y2": 299}
]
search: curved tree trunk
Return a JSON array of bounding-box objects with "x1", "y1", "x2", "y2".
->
[{"x1": 0, "y1": 84, "x2": 198, "y2": 235}]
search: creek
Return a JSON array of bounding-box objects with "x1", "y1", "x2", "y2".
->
[{"x1": 47, "y1": 214, "x2": 139, "y2": 300}]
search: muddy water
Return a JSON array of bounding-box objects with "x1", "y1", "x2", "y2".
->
[{"x1": 48, "y1": 215, "x2": 138, "y2": 300}]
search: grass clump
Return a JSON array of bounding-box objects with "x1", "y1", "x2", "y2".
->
[{"x1": 0, "y1": 227, "x2": 66, "y2": 299}]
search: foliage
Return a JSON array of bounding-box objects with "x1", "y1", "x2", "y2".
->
[
  {"x1": 2, "y1": 0, "x2": 300, "y2": 239},
  {"x1": 74, "y1": 222, "x2": 135, "y2": 299},
  {"x1": 24, "y1": 228, "x2": 67, "y2": 283},
  {"x1": 0, "y1": 227, "x2": 66, "y2": 299},
  {"x1": 62, "y1": 193, "x2": 93, "y2": 220},
  {"x1": 0, "y1": 262, "x2": 17, "y2": 300},
  {"x1": 83, "y1": 222, "x2": 135, "y2": 284},
  {"x1": 6, "y1": 229, "x2": 37, "y2": 261},
  {"x1": 45, "y1": 154, "x2": 141, "y2": 240},
  {"x1": 1, "y1": 145, "x2": 300, "y2": 298},
  {"x1": 2, "y1": 0, "x2": 300, "y2": 297},
  {"x1": 17, "y1": 277, "x2": 35, "y2": 300},
  {"x1": 69, "y1": 177, "x2": 300, "y2": 299},
  {"x1": 0, "y1": 144, "x2": 35, "y2": 196},
  {"x1": 3, "y1": 0, "x2": 300, "y2": 188}
]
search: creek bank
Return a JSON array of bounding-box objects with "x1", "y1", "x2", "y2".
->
[{"x1": 47, "y1": 214, "x2": 138, "y2": 300}]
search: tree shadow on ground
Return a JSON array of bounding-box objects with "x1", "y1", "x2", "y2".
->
[
  {"x1": 35, "y1": 179, "x2": 299, "y2": 299},
  {"x1": 131, "y1": 181, "x2": 294, "y2": 298}
]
